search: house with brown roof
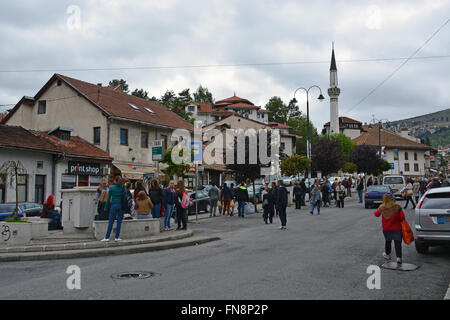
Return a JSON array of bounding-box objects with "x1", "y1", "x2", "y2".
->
[
  {"x1": 353, "y1": 124, "x2": 434, "y2": 177},
  {"x1": 323, "y1": 116, "x2": 363, "y2": 139},
  {"x1": 185, "y1": 94, "x2": 269, "y2": 127},
  {"x1": 0, "y1": 124, "x2": 112, "y2": 204},
  {"x1": 2, "y1": 74, "x2": 193, "y2": 181}
]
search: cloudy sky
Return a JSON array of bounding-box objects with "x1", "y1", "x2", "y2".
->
[{"x1": 1, "y1": 0, "x2": 449, "y2": 130}]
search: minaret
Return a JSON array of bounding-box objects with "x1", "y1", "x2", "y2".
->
[{"x1": 328, "y1": 43, "x2": 340, "y2": 135}]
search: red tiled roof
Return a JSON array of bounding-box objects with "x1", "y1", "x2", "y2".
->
[
  {"x1": 211, "y1": 110, "x2": 234, "y2": 116},
  {"x1": 215, "y1": 95, "x2": 253, "y2": 106},
  {"x1": 56, "y1": 74, "x2": 193, "y2": 131},
  {"x1": 195, "y1": 102, "x2": 214, "y2": 113},
  {"x1": 0, "y1": 125, "x2": 112, "y2": 160},
  {"x1": 281, "y1": 133, "x2": 301, "y2": 138},
  {"x1": 0, "y1": 114, "x2": 5, "y2": 123},
  {"x1": 225, "y1": 103, "x2": 259, "y2": 110},
  {"x1": 353, "y1": 125, "x2": 433, "y2": 151},
  {"x1": 257, "y1": 109, "x2": 269, "y2": 113},
  {"x1": 269, "y1": 122, "x2": 291, "y2": 129}
]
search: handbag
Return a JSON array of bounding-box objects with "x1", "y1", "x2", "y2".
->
[
  {"x1": 401, "y1": 219, "x2": 414, "y2": 245},
  {"x1": 406, "y1": 189, "x2": 413, "y2": 197}
]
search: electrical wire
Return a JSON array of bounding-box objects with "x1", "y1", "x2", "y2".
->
[{"x1": 343, "y1": 18, "x2": 450, "y2": 116}]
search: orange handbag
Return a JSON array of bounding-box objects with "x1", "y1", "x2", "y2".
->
[{"x1": 401, "y1": 219, "x2": 414, "y2": 245}]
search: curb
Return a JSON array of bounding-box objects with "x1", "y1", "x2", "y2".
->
[
  {"x1": 0, "y1": 235, "x2": 220, "y2": 262},
  {"x1": 0, "y1": 230, "x2": 194, "y2": 254},
  {"x1": 445, "y1": 284, "x2": 450, "y2": 300}
]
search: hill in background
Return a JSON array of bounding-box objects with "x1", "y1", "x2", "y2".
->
[{"x1": 385, "y1": 108, "x2": 450, "y2": 148}]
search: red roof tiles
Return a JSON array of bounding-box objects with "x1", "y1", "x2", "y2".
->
[{"x1": 0, "y1": 125, "x2": 112, "y2": 160}]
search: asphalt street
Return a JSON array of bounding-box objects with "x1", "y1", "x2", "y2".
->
[{"x1": 0, "y1": 196, "x2": 449, "y2": 300}]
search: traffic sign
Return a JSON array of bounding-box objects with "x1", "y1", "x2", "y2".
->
[{"x1": 152, "y1": 140, "x2": 163, "y2": 161}]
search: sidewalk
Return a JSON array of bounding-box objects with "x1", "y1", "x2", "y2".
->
[{"x1": 0, "y1": 229, "x2": 219, "y2": 262}]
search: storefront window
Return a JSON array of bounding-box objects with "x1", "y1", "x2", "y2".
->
[
  {"x1": 61, "y1": 175, "x2": 76, "y2": 189},
  {"x1": 89, "y1": 176, "x2": 103, "y2": 187},
  {"x1": 78, "y1": 175, "x2": 89, "y2": 187}
]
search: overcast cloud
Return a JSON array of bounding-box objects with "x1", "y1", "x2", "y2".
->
[{"x1": 0, "y1": 0, "x2": 449, "y2": 130}]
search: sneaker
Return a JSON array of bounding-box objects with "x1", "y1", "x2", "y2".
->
[
  {"x1": 397, "y1": 258, "x2": 402, "y2": 264},
  {"x1": 383, "y1": 252, "x2": 391, "y2": 260},
  {"x1": 100, "y1": 238, "x2": 110, "y2": 242},
  {"x1": 114, "y1": 238, "x2": 122, "y2": 242}
]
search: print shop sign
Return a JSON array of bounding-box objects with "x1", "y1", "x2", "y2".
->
[{"x1": 68, "y1": 162, "x2": 101, "y2": 176}]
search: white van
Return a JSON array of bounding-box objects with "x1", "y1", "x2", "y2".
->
[{"x1": 382, "y1": 175, "x2": 406, "y2": 199}]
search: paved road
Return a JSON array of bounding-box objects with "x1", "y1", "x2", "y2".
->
[{"x1": 0, "y1": 197, "x2": 449, "y2": 300}]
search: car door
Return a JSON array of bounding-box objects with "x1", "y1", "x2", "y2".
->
[{"x1": 416, "y1": 191, "x2": 450, "y2": 232}]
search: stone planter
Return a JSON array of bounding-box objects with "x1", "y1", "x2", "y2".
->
[
  {"x1": 0, "y1": 221, "x2": 32, "y2": 246},
  {"x1": 93, "y1": 218, "x2": 161, "y2": 240},
  {"x1": 22, "y1": 217, "x2": 50, "y2": 239}
]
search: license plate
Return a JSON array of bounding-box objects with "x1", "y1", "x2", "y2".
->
[
  {"x1": 373, "y1": 201, "x2": 382, "y2": 204},
  {"x1": 437, "y1": 217, "x2": 450, "y2": 224}
]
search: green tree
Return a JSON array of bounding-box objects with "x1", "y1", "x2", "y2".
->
[
  {"x1": 328, "y1": 133, "x2": 356, "y2": 159},
  {"x1": 161, "y1": 148, "x2": 191, "y2": 179},
  {"x1": 311, "y1": 138, "x2": 345, "y2": 176},
  {"x1": 375, "y1": 161, "x2": 393, "y2": 176},
  {"x1": 342, "y1": 162, "x2": 358, "y2": 173},
  {"x1": 265, "y1": 96, "x2": 288, "y2": 123},
  {"x1": 349, "y1": 145, "x2": 384, "y2": 175},
  {"x1": 193, "y1": 85, "x2": 214, "y2": 104},
  {"x1": 280, "y1": 155, "x2": 311, "y2": 177},
  {"x1": 109, "y1": 79, "x2": 129, "y2": 93},
  {"x1": 131, "y1": 88, "x2": 150, "y2": 100}
]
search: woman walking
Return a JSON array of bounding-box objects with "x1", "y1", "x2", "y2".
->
[
  {"x1": 310, "y1": 184, "x2": 322, "y2": 215},
  {"x1": 149, "y1": 180, "x2": 163, "y2": 219},
  {"x1": 102, "y1": 176, "x2": 126, "y2": 242},
  {"x1": 321, "y1": 182, "x2": 330, "y2": 207},
  {"x1": 374, "y1": 194, "x2": 405, "y2": 264},
  {"x1": 413, "y1": 178, "x2": 421, "y2": 204},
  {"x1": 262, "y1": 185, "x2": 274, "y2": 224},
  {"x1": 404, "y1": 179, "x2": 416, "y2": 209},
  {"x1": 134, "y1": 191, "x2": 154, "y2": 219},
  {"x1": 336, "y1": 181, "x2": 346, "y2": 208},
  {"x1": 175, "y1": 181, "x2": 190, "y2": 230}
]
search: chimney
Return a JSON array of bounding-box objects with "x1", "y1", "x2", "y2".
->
[{"x1": 97, "y1": 83, "x2": 102, "y2": 87}]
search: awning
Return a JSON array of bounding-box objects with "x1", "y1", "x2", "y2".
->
[{"x1": 113, "y1": 163, "x2": 157, "y2": 180}]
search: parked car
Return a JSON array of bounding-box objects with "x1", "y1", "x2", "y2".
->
[
  {"x1": 0, "y1": 204, "x2": 25, "y2": 221},
  {"x1": 188, "y1": 190, "x2": 211, "y2": 215},
  {"x1": 17, "y1": 202, "x2": 43, "y2": 217},
  {"x1": 364, "y1": 185, "x2": 393, "y2": 209},
  {"x1": 247, "y1": 184, "x2": 263, "y2": 203},
  {"x1": 414, "y1": 187, "x2": 450, "y2": 254},
  {"x1": 281, "y1": 176, "x2": 294, "y2": 186},
  {"x1": 382, "y1": 175, "x2": 406, "y2": 199}
]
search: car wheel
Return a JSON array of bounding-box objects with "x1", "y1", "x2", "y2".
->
[
  {"x1": 415, "y1": 241, "x2": 429, "y2": 254},
  {"x1": 205, "y1": 203, "x2": 210, "y2": 213}
]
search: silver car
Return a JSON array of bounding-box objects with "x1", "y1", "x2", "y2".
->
[{"x1": 414, "y1": 186, "x2": 450, "y2": 253}]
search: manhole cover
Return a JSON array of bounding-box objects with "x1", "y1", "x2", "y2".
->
[
  {"x1": 381, "y1": 262, "x2": 420, "y2": 271},
  {"x1": 111, "y1": 271, "x2": 155, "y2": 280}
]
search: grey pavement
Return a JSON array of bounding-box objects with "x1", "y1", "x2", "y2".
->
[{"x1": 0, "y1": 196, "x2": 449, "y2": 300}]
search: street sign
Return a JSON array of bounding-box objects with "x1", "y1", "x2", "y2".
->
[
  {"x1": 152, "y1": 140, "x2": 163, "y2": 161},
  {"x1": 190, "y1": 141, "x2": 202, "y2": 162},
  {"x1": 390, "y1": 163, "x2": 395, "y2": 170}
]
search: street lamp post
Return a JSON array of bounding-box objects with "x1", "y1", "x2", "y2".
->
[{"x1": 293, "y1": 86, "x2": 325, "y2": 198}]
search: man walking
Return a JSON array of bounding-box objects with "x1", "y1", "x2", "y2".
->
[
  {"x1": 236, "y1": 182, "x2": 249, "y2": 217},
  {"x1": 277, "y1": 180, "x2": 288, "y2": 229},
  {"x1": 336, "y1": 181, "x2": 346, "y2": 208},
  {"x1": 230, "y1": 183, "x2": 236, "y2": 216},
  {"x1": 208, "y1": 182, "x2": 219, "y2": 217},
  {"x1": 221, "y1": 183, "x2": 233, "y2": 215},
  {"x1": 293, "y1": 180, "x2": 302, "y2": 209},
  {"x1": 356, "y1": 177, "x2": 365, "y2": 203},
  {"x1": 300, "y1": 179, "x2": 307, "y2": 206},
  {"x1": 347, "y1": 177, "x2": 352, "y2": 197},
  {"x1": 271, "y1": 181, "x2": 279, "y2": 217}
]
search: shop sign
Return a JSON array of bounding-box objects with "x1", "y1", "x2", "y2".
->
[{"x1": 68, "y1": 161, "x2": 101, "y2": 176}]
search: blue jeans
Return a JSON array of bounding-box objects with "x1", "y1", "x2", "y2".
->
[
  {"x1": 152, "y1": 203, "x2": 161, "y2": 218},
  {"x1": 358, "y1": 189, "x2": 363, "y2": 203},
  {"x1": 105, "y1": 203, "x2": 124, "y2": 239},
  {"x1": 278, "y1": 206, "x2": 287, "y2": 227},
  {"x1": 311, "y1": 201, "x2": 321, "y2": 214},
  {"x1": 238, "y1": 201, "x2": 246, "y2": 216},
  {"x1": 137, "y1": 214, "x2": 152, "y2": 219},
  {"x1": 47, "y1": 211, "x2": 61, "y2": 229},
  {"x1": 164, "y1": 204, "x2": 174, "y2": 228}
]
